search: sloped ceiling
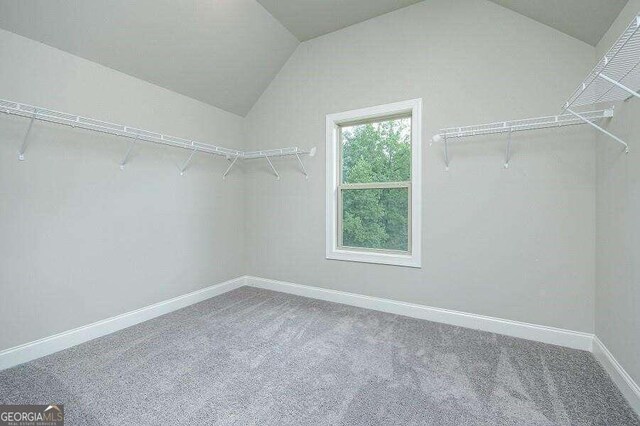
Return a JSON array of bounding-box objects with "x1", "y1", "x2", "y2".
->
[
  {"x1": 0, "y1": 0, "x2": 630, "y2": 116},
  {"x1": 256, "y1": 0, "x2": 423, "y2": 41},
  {"x1": 487, "y1": 0, "x2": 628, "y2": 46},
  {"x1": 0, "y1": 0, "x2": 299, "y2": 116}
]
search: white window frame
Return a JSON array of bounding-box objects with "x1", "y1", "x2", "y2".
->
[{"x1": 326, "y1": 99, "x2": 422, "y2": 268}]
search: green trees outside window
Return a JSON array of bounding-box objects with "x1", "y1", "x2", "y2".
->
[{"x1": 340, "y1": 117, "x2": 411, "y2": 252}]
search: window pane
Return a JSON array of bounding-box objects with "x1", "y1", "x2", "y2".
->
[
  {"x1": 341, "y1": 116, "x2": 411, "y2": 184},
  {"x1": 341, "y1": 187, "x2": 409, "y2": 252}
]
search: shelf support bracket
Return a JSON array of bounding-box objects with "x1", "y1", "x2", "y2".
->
[
  {"x1": 566, "y1": 108, "x2": 629, "y2": 153},
  {"x1": 295, "y1": 153, "x2": 309, "y2": 179},
  {"x1": 222, "y1": 154, "x2": 240, "y2": 180},
  {"x1": 598, "y1": 73, "x2": 640, "y2": 101},
  {"x1": 180, "y1": 145, "x2": 198, "y2": 176},
  {"x1": 504, "y1": 128, "x2": 512, "y2": 169},
  {"x1": 264, "y1": 154, "x2": 280, "y2": 180},
  {"x1": 18, "y1": 110, "x2": 37, "y2": 161},
  {"x1": 443, "y1": 134, "x2": 449, "y2": 171},
  {"x1": 119, "y1": 135, "x2": 139, "y2": 170}
]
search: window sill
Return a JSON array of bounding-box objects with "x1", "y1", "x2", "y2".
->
[{"x1": 326, "y1": 249, "x2": 421, "y2": 268}]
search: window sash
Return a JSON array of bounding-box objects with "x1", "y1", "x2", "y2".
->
[
  {"x1": 337, "y1": 114, "x2": 413, "y2": 254},
  {"x1": 338, "y1": 121, "x2": 413, "y2": 185},
  {"x1": 337, "y1": 112, "x2": 412, "y2": 128},
  {"x1": 339, "y1": 181, "x2": 410, "y2": 189},
  {"x1": 337, "y1": 182, "x2": 412, "y2": 254}
]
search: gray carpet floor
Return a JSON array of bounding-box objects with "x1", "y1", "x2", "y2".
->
[{"x1": 0, "y1": 286, "x2": 638, "y2": 425}]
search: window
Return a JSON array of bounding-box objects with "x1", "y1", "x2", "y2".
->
[{"x1": 326, "y1": 99, "x2": 422, "y2": 267}]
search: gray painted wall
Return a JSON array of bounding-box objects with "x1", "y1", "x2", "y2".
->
[
  {"x1": 1, "y1": 0, "x2": 618, "y2": 356},
  {"x1": 0, "y1": 29, "x2": 246, "y2": 351},
  {"x1": 595, "y1": 0, "x2": 640, "y2": 387},
  {"x1": 243, "y1": 0, "x2": 598, "y2": 332}
]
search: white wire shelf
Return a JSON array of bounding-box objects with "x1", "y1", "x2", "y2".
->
[
  {"x1": 431, "y1": 14, "x2": 639, "y2": 170},
  {"x1": 432, "y1": 109, "x2": 614, "y2": 169},
  {"x1": 0, "y1": 98, "x2": 315, "y2": 178},
  {"x1": 435, "y1": 109, "x2": 612, "y2": 140},
  {"x1": 564, "y1": 14, "x2": 640, "y2": 109},
  {"x1": 0, "y1": 98, "x2": 241, "y2": 157},
  {"x1": 243, "y1": 146, "x2": 316, "y2": 159}
]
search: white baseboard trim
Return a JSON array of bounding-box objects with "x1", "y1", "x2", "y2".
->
[
  {"x1": 2, "y1": 274, "x2": 636, "y2": 416},
  {"x1": 593, "y1": 337, "x2": 640, "y2": 415},
  {"x1": 245, "y1": 276, "x2": 594, "y2": 351},
  {"x1": 0, "y1": 276, "x2": 245, "y2": 371}
]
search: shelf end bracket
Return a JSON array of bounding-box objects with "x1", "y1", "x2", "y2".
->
[
  {"x1": 443, "y1": 134, "x2": 450, "y2": 171},
  {"x1": 598, "y1": 73, "x2": 640, "y2": 101},
  {"x1": 504, "y1": 128, "x2": 512, "y2": 169},
  {"x1": 180, "y1": 145, "x2": 198, "y2": 176},
  {"x1": 295, "y1": 153, "x2": 309, "y2": 179},
  {"x1": 264, "y1": 154, "x2": 280, "y2": 180},
  {"x1": 222, "y1": 154, "x2": 240, "y2": 180},
  {"x1": 119, "y1": 135, "x2": 139, "y2": 170},
  {"x1": 18, "y1": 110, "x2": 37, "y2": 161},
  {"x1": 566, "y1": 108, "x2": 629, "y2": 154}
]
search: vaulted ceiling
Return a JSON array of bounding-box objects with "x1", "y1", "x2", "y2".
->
[
  {"x1": 0, "y1": 0, "x2": 629, "y2": 116},
  {"x1": 487, "y1": 0, "x2": 628, "y2": 46},
  {"x1": 256, "y1": 0, "x2": 424, "y2": 41},
  {"x1": 0, "y1": 0, "x2": 299, "y2": 116}
]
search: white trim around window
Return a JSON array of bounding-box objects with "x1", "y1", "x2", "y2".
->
[{"x1": 325, "y1": 99, "x2": 422, "y2": 268}]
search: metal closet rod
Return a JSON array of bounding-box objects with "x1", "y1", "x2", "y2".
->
[{"x1": 0, "y1": 98, "x2": 315, "y2": 178}]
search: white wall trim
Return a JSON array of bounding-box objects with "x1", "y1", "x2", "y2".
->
[
  {"x1": 593, "y1": 336, "x2": 640, "y2": 415},
  {"x1": 0, "y1": 276, "x2": 246, "y2": 371},
  {"x1": 245, "y1": 276, "x2": 593, "y2": 351},
  {"x1": 3, "y1": 273, "x2": 637, "y2": 417}
]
